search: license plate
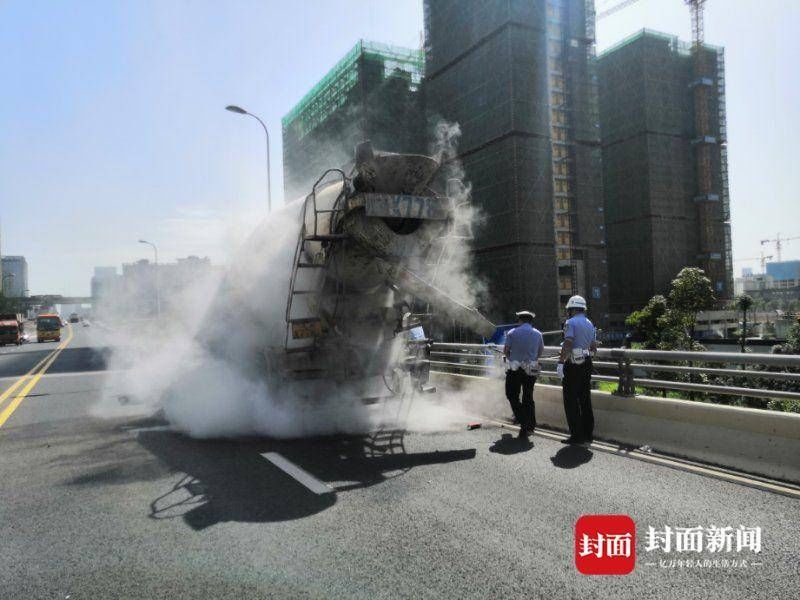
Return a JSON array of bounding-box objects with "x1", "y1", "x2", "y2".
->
[{"x1": 291, "y1": 320, "x2": 325, "y2": 339}]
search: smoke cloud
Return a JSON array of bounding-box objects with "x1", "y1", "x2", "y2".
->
[
  {"x1": 92, "y1": 123, "x2": 497, "y2": 439},
  {"x1": 425, "y1": 122, "x2": 487, "y2": 312}
]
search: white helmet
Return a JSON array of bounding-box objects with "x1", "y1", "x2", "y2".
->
[{"x1": 566, "y1": 295, "x2": 587, "y2": 310}]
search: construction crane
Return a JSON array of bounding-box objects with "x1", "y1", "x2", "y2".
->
[
  {"x1": 760, "y1": 234, "x2": 800, "y2": 263},
  {"x1": 733, "y1": 254, "x2": 773, "y2": 273},
  {"x1": 684, "y1": 0, "x2": 707, "y2": 46},
  {"x1": 596, "y1": 0, "x2": 706, "y2": 34},
  {"x1": 596, "y1": 0, "x2": 643, "y2": 20},
  {"x1": 596, "y1": 0, "x2": 706, "y2": 35}
]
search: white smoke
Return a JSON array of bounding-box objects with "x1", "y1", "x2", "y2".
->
[
  {"x1": 425, "y1": 122, "x2": 487, "y2": 311},
  {"x1": 91, "y1": 123, "x2": 498, "y2": 440},
  {"x1": 92, "y1": 203, "x2": 497, "y2": 438}
]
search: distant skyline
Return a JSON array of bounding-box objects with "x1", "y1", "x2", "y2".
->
[{"x1": 1, "y1": 0, "x2": 798, "y2": 295}]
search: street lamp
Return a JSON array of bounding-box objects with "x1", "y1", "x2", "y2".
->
[
  {"x1": 225, "y1": 104, "x2": 272, "y2": 212},
  {"x1": 138, "y1": 239, "x2": 161, "y2": 318}
]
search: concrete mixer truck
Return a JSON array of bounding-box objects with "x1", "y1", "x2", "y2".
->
[{"x1": 265, "y1": 142, "x2": 494, "y2": 396}]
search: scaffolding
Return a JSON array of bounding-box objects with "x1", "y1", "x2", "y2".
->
[
  {"x1": 547, "y1": 0, "x2": 579, "y2": 312},
  {"x1": 282, "y1": 40, "x2": 423, "y2": 140},
  {"x1": 717, "y1": 47, "x2": 733, "y2": 296},
  {"x1": 423, "y1": 0, "x2": 607, "y2": 329},
  {"x1": 281, "y1": 40, "x2": 425, "y2": 200},
  {"x1": 598, "y1": 29, "x2": 732, "y2": 316}
]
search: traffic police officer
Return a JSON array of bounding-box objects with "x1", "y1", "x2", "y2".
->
[
  {"x1": 557, "y1": 295, "x2": 597, "y2": 444},
  {"x1": 503, "y1": 310, "x2": 545, "y2": 439}
]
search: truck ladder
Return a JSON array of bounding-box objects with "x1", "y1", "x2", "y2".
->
[{"x1": 284, "y1": 169, "x2": 349, "y2": 353}]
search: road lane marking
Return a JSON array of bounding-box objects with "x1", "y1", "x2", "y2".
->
[
  {"x1": 0, "y1": 347, "x2": 63, "y2": 410},
  {"x1": 0, "y1": 369, "x2": 125, "y2": 383},
  {"x1": 261, "y1": 452, "x2": 333, "y2": 495},
  {"x1": 0, "y1": 325, "x2": 73, "y2": 429},
  {"x1": 127, "y1": 425, "x2": 173, "y2": 434},
  {"x1": 488, "y1": 418, "x2": 800, "y2": 500}
]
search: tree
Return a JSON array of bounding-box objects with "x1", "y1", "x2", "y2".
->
[
  {"x1": 786, "y1": 317, "x2": 800, "y2": 354},
  {"x1": 668, "y1": 267, "x2": 717, "y2": 341},
  {"x1": 0, "y1": 291, "x2": 16, "y2": 314},
  {"x1": 625, "y1": 268, "x2": 717, "y2": 351},
  {"x1": 735, "y1": 294, "x2": 754, "y2": 352},
  {"x1": 625, "y1": 295, "x2": 669, "y2": 349}
]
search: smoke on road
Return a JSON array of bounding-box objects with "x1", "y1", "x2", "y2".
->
[{"x1": 93, "y1": 125, "x2": 497, "y2": 439}]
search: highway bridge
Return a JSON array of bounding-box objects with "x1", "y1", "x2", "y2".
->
[
  {"x1": 19, "y1": 294, "x2": 94, "y2": 308},
  {"x1": 0, "y1": 325, "x2": 797, "y2": 599}
]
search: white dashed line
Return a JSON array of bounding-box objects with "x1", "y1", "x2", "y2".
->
[{"x1": 261, "y1": 452, "x2": 333, "y2": 495}]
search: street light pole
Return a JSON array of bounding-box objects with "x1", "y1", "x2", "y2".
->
[
  {"x1": 138, "y1": 239, "x2": 161, "y2": 318},
  {"x1": 225, "y1": 104, "x2": 272, "y2": 212}
]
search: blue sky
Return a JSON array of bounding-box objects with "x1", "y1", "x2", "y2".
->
[{"x1": 0, "y1": 0, "x2": 797, "y2": 295}]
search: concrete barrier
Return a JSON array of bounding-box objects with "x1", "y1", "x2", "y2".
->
[{"x1": 431, "y1": 372, "x2": 800, "y2": 484}]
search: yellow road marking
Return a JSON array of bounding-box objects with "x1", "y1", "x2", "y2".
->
[
  {"x1": 0, "y1": 325, "x2": 73, "y2": 429},
  {"x1": 0, "y1": 355, "x2": 52, "y2": 408},
  {"x1": 488, "y1": 418, "x2": 800, "y2": 500},
  {"x1": 0, "y1": 344, "x2": 62, "y2": 410}
]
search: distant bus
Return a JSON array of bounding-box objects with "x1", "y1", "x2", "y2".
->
[{"x1": 36, "y1": 314, "x2": 62, "y2": 343}]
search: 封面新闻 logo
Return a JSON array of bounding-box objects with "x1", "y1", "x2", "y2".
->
[
  {"x1": 574, "y1": 516, "x2": 762, "y2": 574},
  {"x1": 575, "y1": 515, "x2": 636, "y2": 575}
]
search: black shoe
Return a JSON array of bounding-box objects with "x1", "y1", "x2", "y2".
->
[
  {"x1": 517, "y1": 429, "x2": 529, "y2": 440},
  {"x1": 561, "y1": 436, "x2": 581, "y2": 444}
]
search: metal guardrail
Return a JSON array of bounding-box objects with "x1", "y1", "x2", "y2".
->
[{"x1": 428, "y1": 344, "x2": 800, "y2": 404}]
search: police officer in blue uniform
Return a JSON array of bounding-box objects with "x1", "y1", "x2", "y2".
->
[
  {"x1": 504, "y1": 310, "x2": 545, "y2": 440},
  {"x1": 557, "y1": 295, "x2": 597, "y2": 444}
]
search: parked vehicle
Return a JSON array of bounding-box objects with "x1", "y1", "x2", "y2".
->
[
  {"x1": 0, "y1": 320, "x2": 21, "y2": 346},
  {"x1": 0, "y1": 313, "x2": 24, "y2": 330}
]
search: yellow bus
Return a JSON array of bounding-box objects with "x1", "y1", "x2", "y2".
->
[{"x1": 36, "y1": 314, "x2": 62, "y2": 343}]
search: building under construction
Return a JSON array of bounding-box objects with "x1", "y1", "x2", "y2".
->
[
  {"x1": 282, "y1": 40, "x2": 426, "y2": 201},
  {"x1": 423, "y1": 0, "x2": 609, "y2": 331},
  {"x1": 598, "y1": 29, "x2": 733, "y2": 324}
]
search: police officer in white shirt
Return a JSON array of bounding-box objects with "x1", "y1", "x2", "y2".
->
[
  {"x1": 557, "y1": 295, "x2": 597, "y2": 444},
  {"x1": 503, "y1": 310, "x2": 545, "y2": 439}
]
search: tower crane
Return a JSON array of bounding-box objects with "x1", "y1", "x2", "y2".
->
[
  {"x1": 596, "y1": 0, "x2": 643, "y2": 20},
  {"x1": 760, "y1": 234, "x2": 800, "y2": 263},
  {"x1": 733, "y1": 254, "x2": 773, "y2": 273}
]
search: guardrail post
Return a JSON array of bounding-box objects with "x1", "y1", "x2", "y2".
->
[{"x1": 616, "y1": 357, "x2": 635, "y2": 397}]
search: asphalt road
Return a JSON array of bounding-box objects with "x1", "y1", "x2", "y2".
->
[{"x1": 0, "y1": 324, "x2": 798, "y2": 599}]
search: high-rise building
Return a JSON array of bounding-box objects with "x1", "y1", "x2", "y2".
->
[
  {"x1": 766, "y1": 260, "x2": 800, "y2": 287},
  {"x1": 597, "y1": 30, "x2": 732, "y2": 324},
  {"x1": 733, "y1": 261, "x2": 800, "y2": 310},
  {"x1": 1, "y1": 256, "x2": 29, "y2": 297},
  {"x1": 110, "y1": 256, "x2": 222, "y2": 316},
  {"x1": 91, "y1": 266, "x2": 119, "y2": 301},
  {"x1": 423, "y1": 0, "x2": 608, "y2": 330},
  {"x1": 282, "y1": 40, "x2": 426, "y2": 201}
]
